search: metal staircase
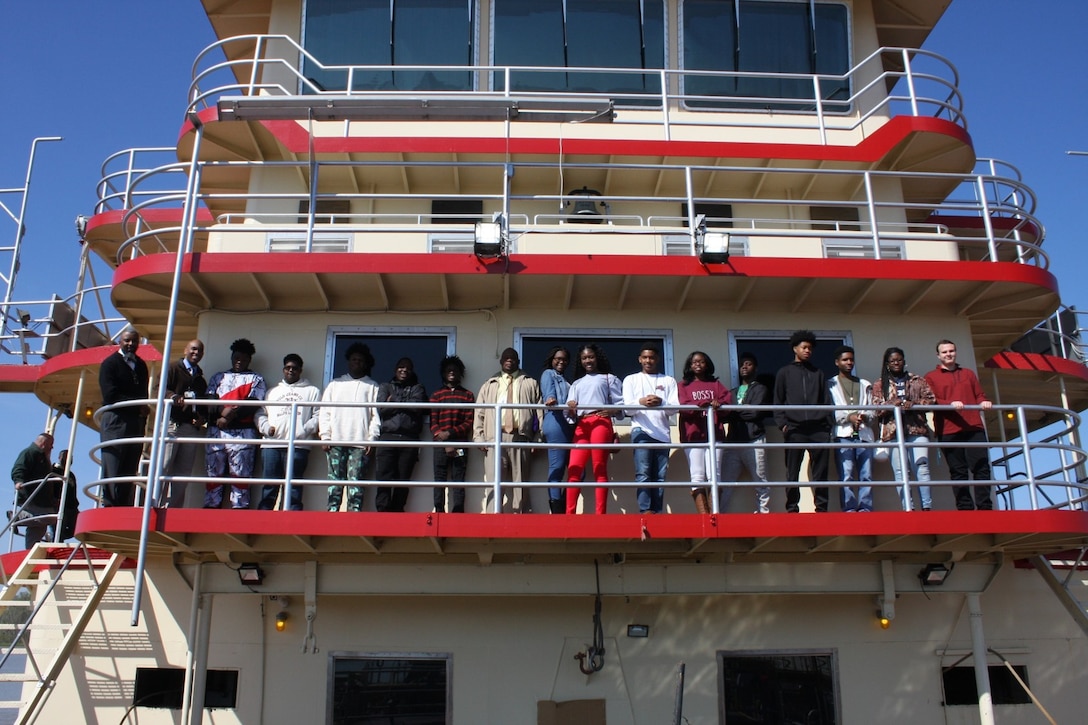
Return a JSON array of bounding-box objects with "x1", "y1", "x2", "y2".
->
[
  {"x1": 0, "y1": 543, "x2": 124, "y2": 725},
  {"x1": 1030, "y1": 548, "x2": 1088, "y2": 637}
]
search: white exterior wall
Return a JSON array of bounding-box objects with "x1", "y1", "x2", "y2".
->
[{"x1": 35, "y1": 560, "x2": 1088, "y2": 724}]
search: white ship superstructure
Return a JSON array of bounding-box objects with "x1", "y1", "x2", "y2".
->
[{"x1": 1, "y1": 1, "x2": 1087, "y2": 723}]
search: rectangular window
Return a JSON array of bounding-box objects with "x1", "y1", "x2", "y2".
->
[
  {"x1": 719, "y1": 650, "x2": 840, "y2": 724},
  {"x1": 516, "y1": 329, "x2": 674, "y2": 383},
  {"x1": 682, "y1": 1, "x2": 850, "y2": 111},
  {"x1": 810, "y1": 206, "x2": 860, "y2": 233},
  {"x1": 942, "y1": 665, "x2": 1032, "y2": 706},
  {"x1": 299, "y1": 199, "x2": 353, "y2": 225},
  {"x1": 430, "y1": 199, "x2": 484, "y2": 225},
  {"x1": 493, "y1": 0, "x2": 665, "y2": 102},
  {"x1": 728, "y1": 330, "x2": 850, "y2": 389},
  {"x1": 326, "y1": 327, "x2": 455, "y2": 396},
  {"x1": 132, "y1": 667, "x2": 238, "y2": 710},
  {"x1": 302, "y1": 0, "x2": 475, "y2": 93},
  {"x1": 330, "y1": 653, "x2": 451, "y2": 725}
]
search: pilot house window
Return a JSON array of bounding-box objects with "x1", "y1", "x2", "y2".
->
[
  {"x1": 682, "y1": 1, "x2": 851, "y2": 110},
  {"x1": 302, "y1": 0, "x2": 475, "y2": 92}
]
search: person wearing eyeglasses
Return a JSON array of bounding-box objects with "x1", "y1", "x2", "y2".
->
[{"x1": 256, "y1": 354, "x2": 320, "y2": 511}]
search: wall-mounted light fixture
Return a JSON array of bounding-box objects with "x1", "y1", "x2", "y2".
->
[
  {"x1": 626, "y1": 624, "x2": 650, "y2": 638},
  {"x1": 695, "y1": 214, "x2": 730, "y2": 264},
  {"x1": 238, "y1": 563, "x2": 265, "y2": 586},
  {"x1": 474, "y1": 213, "x2": 508, "y2": 258},
  {"x1": 919, "y1": 563, "x2": 950, "y2": 586}
]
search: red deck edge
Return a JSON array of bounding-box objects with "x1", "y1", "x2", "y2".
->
[
  {"x1": 985, "y1": 351, "x2": 1088, "y2": 381},
  {"x1": 77, "y1": 507, "x2": 1088, "y2": 544},
  {"x1": 0, "y1": 344, "x2": 164, "y2": 388},
  {"x1": 111, "y1": 251, "x2": 1059, "y2": 293},
  {"x1": 85, "y1": 207, "x2": 215, "y2": 237},
  {"x1": 180, "y1": 107, "x2": 971, "y2": 163}
]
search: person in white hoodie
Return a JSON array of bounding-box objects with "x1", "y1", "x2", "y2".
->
[
  {"x1": 827, "y1": 345, "x2": 874, "y2": 512},
  {"x1": 319, "y1": 342, "x2": 382, "y2": 512},
  {"x1": 255, "y1": 353, "x2": 320, "y2": 511}
]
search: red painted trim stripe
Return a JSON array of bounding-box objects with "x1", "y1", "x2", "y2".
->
[
  {"x1": 181, "y1": 107, "x2": 970, "y2": 163},
  {"x1": 77, "y1": 507, "x2": 1088, "y2": 541},
  {"x1": 985, "y1": 351, "x2": 1088, "y2": 381},
  {"x1": 112, "y1": 252, "x2": 1059, "y2": 294}
]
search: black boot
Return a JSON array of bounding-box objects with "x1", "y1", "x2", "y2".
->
[{"x1": 548, "y1": 498, "x2": 565, "y2": 514}]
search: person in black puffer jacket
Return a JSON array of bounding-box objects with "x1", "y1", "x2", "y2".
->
[{"x1": 375, "y1": 358, "x2": 427, "y2": 512}]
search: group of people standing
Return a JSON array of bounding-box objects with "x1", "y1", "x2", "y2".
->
[
  {"x1": 9, "y1": 433, "x2": 79, "y2": 548},
  {"x1": 84, "y1": 328, "x2": 996, "y2": 515},
  {"x1": 779, "y1": 331, "x2": 994, "y2": 513}
]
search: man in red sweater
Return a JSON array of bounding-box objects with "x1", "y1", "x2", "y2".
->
[{"x1": 924, "y1": 339, "x2": 993, "y2": 510}]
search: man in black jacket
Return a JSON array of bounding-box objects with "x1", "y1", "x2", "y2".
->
[
  {"x1": 773, "y1": 331, "x2": 832, "y2": 512},
  {"x1": 161, "y1": 339, "x2": 207, "y2": 507},
  {"x1": 98, "y1": 329, "x2": 150, "y2": 507},
  {"x1": 722, "y1": 352, "x2": 771, "y2": 513}
]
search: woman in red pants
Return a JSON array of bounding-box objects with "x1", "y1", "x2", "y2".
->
[{"x1": 565, "y1": 344, "x2": 624, "y2": 513}]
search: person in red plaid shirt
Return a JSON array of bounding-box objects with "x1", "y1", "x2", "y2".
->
[{"x1": 429, "y1": 356, "x2": 475, "y2": 512}]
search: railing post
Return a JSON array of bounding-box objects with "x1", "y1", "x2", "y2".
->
[
  {"x1": 863, "y1": 171, "x2": 881, "y2": 258},
  {"x1": 901, "y1": 48, "x2": 920, "y2": 117},
  {"x1": 247, "y1": 35, "x2": 264, "y2": 96},
  {"x1": 491, "y1": 400, "x2": 503, "y2": 513},
  {"x1": 707, "y1": 407, "x2": 720, "y2": 514},
  {"x1": 660, "y1": 69, "x2": 671, "y2": 141},
  {"x1": 975, "y1": 175, "x2": 1000, "y2": 261},
  {"x1": 282, "y1": 399, "x2": 300, "y2": 510},
  {"x1": 892, "y1": 405, "x2": 913, "y2": 510},
  {"x1": 812, "y1": 75, "x2": 827, "y2": 145},
  {"x1": 1015, "y1": 406, "x2": 1040, "y2": 510}
]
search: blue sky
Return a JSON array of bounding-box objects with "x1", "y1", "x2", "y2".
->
[{"x1": 0, "y1": 1, "x2": 1085, "y2": 513}]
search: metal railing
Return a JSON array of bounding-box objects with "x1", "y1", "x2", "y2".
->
[
  {"x1": 188, "y1": 36, "x2": 964, "y2": 143},
  {"x1": 87, "y1": 398, "x2": 1088, "y2": 516},
  {"x1": 97, "y1": 155, "x2": 1046, "y2": 268}
]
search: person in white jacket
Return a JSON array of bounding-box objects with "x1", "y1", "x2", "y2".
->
[
  {"x1": 255, "y1": 353, "x2": 320, "y2": 510},
  {"x1": 827, "y1": 345, "x2": 874, "y2": 512},
  {"x1": 319, "y1": 342, "x2": 382, "y2": 512}
]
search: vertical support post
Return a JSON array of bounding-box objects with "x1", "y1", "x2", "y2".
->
[
  {"x1": 131, "y1": 120, "x2": 206, "y2": 627},
  {"x1": 53, "y1": 370, "x2": 86, "y2": 543},
  {"x1": 966, "y1": 593, "x2": 995, "y2": 725},
  {"x1": 188, "y1": 592, "x2": 213, "y2": 725},
  {"x1": 180, "y1": 563, "x2": 203, "y2": 724}
]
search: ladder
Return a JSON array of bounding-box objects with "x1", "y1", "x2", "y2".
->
[
  {"x1": 0, "y1": 543, "x2": 124, "y2": 725},
  {"x1": 1031, "y1": 548, "x2": 1088, "y2": 637}
]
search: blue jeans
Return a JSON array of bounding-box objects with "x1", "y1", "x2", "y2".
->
[
  {"x1": 891, "y1": 434, "x2": 931, "y2": 510},
  {"x1": 259, "y1": 446, "x2": 310, "y2": 510},
  {"x1": 632, "y1": 428, "x2": 669, "y2": 513},
  {"x1": 835, "y1": 437, "x2": 873, "y2": 512},
  {"x1": 542, "y1": 412, "x2": 574, "y2": 501}
]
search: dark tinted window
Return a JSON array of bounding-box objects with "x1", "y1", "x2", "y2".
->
[
  {"x1": 720, "y1": 651, "x2": 839, "y2": 724},
  {"x1": 331, "y1": 656, "x2": 449, "y2": 724}
]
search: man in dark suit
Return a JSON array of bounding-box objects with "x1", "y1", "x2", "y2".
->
[{"x1": 98, "y1": 328, "x2": 149, "y2": 507}]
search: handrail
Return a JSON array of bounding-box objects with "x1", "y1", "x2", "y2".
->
[
  {"x1": 89, "y1": 398, "x2": 1088, "y2": 514},
  {"x1": 101, "y1": 155, "x2": 1048, "y2": 269},
  {"x1": 187, "y1": 35, "x2": 965, "y2": 140}
]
